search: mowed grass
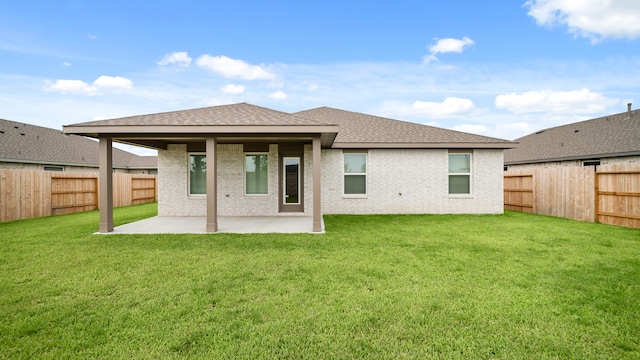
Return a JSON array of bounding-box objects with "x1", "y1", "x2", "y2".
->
[{"x1": 1, "y1": 203, "x2": 639, "y2": 359}]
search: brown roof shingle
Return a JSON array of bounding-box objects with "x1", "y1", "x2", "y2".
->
[
  {"x1": 295, "y1": 107, "x2": 514, "y2": 148},
  {"x1": 71, "y1": 102, "x2": 333, "y2": 127},
  {"x1": 65, "y1": 103, "x2": 515, "y2": 149},
  {"x1": 504, "y1": 109, "x2": 640, "y2": 165}
]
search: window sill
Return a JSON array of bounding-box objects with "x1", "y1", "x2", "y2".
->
[
  {"x1": 342, "y1": 194, "x2": 368, "y2": 199},
  {"x1": 448, "y1": 194, "x2": 474, "y2": 199}
]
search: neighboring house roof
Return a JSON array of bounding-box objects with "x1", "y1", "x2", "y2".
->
[
  {"x1": 295, "y1": 107, "x2": 515, "y2": 148},
  {"x1": 0, "y1": 118, "x2": 157, "y2": 169},
  {"x1": 64, "y1": 103, "x2": 515, "y2": 150},
  {"x1": 504, "y1": 108, "x2": 640, "y2": 165}
]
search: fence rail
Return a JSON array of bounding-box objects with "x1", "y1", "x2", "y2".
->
[
  {"x1": 504, "y1": 164, "x2": 640, "y2": 228},
  {"x1": 0, "y1": 169, "x2": 156, "y2": 223}
]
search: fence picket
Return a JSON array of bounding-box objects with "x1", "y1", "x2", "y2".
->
[
  {"x1": 0, "y1": 169, "x2": 156, "y2": 222},
  {"x1": 505, "y1": 165, "x2": 640, "y2": 228}
]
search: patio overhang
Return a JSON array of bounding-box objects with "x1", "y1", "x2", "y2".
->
[
  {"x1": 63, "y1": 125, "x2": 335, "y2": 235},
  {"x1": 62, "y1": 124, "x2": 339, "y2": 150}
]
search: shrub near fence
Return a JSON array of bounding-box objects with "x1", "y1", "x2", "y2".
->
[
  {"x1": 0, "y1": 169, "x2": 156, "y2": 222},
  {"x1": 504, "y1": 164, "x2": 640, "y2": 228}
]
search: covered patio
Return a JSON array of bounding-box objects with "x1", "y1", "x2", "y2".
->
[
  {"x1": 63, "y1": 104, "x2": 338, "y2": 234},
  {"x1": 104, "y1": 215, "x2": 325, "y2": 234}
]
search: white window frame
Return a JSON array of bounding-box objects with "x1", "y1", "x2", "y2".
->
[
  {"x1": 448, "y1": 152, "x2": 473, "y2": 197},
  {"x1": 343, "y1": 152, "x2": 367, "y2": 197},
  {"x1": 188, "y1": 153, "x2": 207, "y2": 196},
  {"x1": 244, "y1": 153, "x2": 269, "y2": 196}
]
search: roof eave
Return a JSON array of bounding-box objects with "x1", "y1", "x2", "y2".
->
[
  {"x1": 63, "y1": 124, "x2": 340, "y2": 148},
  {"x1": 63, "y1": 124, "x2": 339, "y2": 135},
  {"x1": 504, "y1": 150, "x2": 640, "y2": 165},
  {"x1": 0, "y1": 158, "x2": 140, "y2": 169},
  {"x1": 332, "y1": 142, "x2": 517, "y2": 149}
]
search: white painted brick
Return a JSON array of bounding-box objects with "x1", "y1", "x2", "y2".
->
[
  {"x1": 320, "y1": 149, "x2": 504, "y2": 214},
  {"x1": 159, "y1": 144, "x2": 505, "y2": 216}
]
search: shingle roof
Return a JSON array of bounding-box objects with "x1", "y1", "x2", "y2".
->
[
  {"x1": 295, "y1": 107, "x2": 514, "y2": 148},
  {"x1": 71, "y1": 102, "x2": 333, "y2": 127},
  {"x1": 0, "y1": 119, "x2": 157, "y2": 169},
  {"x1": 65, "y1": 103, "x2": 514, "y2": 149},
  {"x1": 504, "y1": 109, "x2": 640, "y2": 165}
]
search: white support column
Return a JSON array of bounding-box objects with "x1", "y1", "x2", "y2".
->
[
  {"x1": 206, "y1": 137, "x2": 218, "y2": 232},
  {"x1": 312, "y1": 136, "x2": 322, "y2": 232},
  {"x1": 98, "y1": 137, "x2": 114, "y2": 233}
]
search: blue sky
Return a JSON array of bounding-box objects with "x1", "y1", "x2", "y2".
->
[{"x1": 1, "y1": 0, "x2": 639, "y2": 155}]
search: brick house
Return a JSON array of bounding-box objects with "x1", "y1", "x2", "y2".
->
[
  {"x1": 0, "y1": 118, "x2": 157, "y2": 174},
  {"x1": 504, "y1": 104, "x2": 640, "y2": 170},
  {"x1": 64, "y1": 103, "x2": 515, "y2": 233}
]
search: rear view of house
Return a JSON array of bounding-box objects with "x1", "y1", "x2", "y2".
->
[{"x1": 64, "y1": 103, "x2": 515, "y2": 233}]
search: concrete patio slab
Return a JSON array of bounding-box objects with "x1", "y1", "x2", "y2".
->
[{"x1": 103, "y1": 216, "x2": 324, "y2": 234}]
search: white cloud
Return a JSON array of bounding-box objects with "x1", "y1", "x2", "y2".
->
[
  {"x1": 88, "y1": 33, "x2": 97, "y2": 40},
  {"x1": 157, "y1": 51, "x2": 192, "y2": 67},
  {"x1": 63, "y1": 62, "x2": 71, "y2": 67},
  {"x1": 269, "y1": 91, "x2": 287, "y2": 100},
  {"x1": 93, "y1": 75, "x2": 133, "y2": 90},
  {"x1": 380, "y1": 97, "x2": 478, "y2": 119},
  {"x1": 452, "y1": 124, "x2": 488, "y2": 135},
  {"x1": 423, "y1": 37, "x2": 474, "y2": 63},
  {"x1": 495, "y1": 88, "x2": 619, "y2": 114},
  {"x1": 47, "y1": 79, "x2": 97, "y2": 95},
  {"x1": 45, "y1": 75, "x2": 133, "y2": 95},
  {"x1": 196, "y1": 55, "x2": 276, "y2": 80},
  {"x1": 412, "y1": 97, "x2": 477, "y2": 117},
  {"x1": 220, "y1": 84, "x2": 245, "y2": 94},
  {"x1": 524, "y1": 0, "x2": 640, "y2": 41},
  {"x1": 308, "y1": 83, "x2": 319, "y2": 91}
]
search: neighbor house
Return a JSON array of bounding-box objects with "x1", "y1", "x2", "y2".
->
[
  {"x1": 63, "y1": 103, "x2": 516, "y2": 233},
  {"x1": 0, "y1": 118, "x2": 157, "y2": 173},
  {"x1": 504, "y1": 104, "x2": 640, "y2": 170}
]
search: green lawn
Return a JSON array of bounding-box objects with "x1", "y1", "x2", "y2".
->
[{"x1": 1, "y1": 203, "x2": 639, "y2": 359}]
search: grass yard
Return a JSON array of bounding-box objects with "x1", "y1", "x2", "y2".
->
[{"x1": 1, "y1": 203, "x2": 639, "y2": 359}]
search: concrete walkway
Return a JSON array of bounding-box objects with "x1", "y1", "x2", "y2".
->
[{"x1": 104, "y1": 216, "x2": 324, "y2": 234}]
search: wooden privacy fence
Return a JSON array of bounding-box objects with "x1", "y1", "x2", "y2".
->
[
  {"x1": 0, "y1": 169, "x2": 157, "y2": 223},
  {"x1": 504, "y1": 164, "x2": 640, "y2": 228}
]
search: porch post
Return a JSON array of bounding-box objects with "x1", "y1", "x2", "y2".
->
[
  {"x1": 312, "y1": 136, "x2": 322, "y2": 232},
  {"x1": 206, "y1": 137, "x2": 218, "y2": 232},
  {"x1": 98, "y1": 137, "x2": 114, "y2": 233}
]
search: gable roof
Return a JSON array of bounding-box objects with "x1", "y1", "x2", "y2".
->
[
  {"x1": 71, "y1": 102, "x2": 334, "y2": 127},
  {"x1": 504, "y1": 108, "x2": 640, "y2": 165},
  {"x1": 0, "y1": 118, "x2": 157, "y2": 169},
  {"x1": 64, "y1": 103, "x2": 515, "y2": 150},
  {"x1": 64, "y1": 102, "x2": 340, "y2": 148},
  {"x1": 295, "y1": 107, "x2": 515, "y2": 149}
]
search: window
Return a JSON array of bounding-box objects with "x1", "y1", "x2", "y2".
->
[
  {"x1": 344, "y1": 153, "x2": 366, "y2": 195},
  {"x1": 245, "y1": 154, "x2": 268, "y2": 195},
  {"x1": 583, "y1": 160, "x2": 600, "y2": 168},
  {"x1": 43, "y1": 165, "x2": 64, "y2": 172},
  {"x1": 449, "y1": 153, "x2": 471, "y2": 195},
  {"x1": 189, "y1": 154, "x2": 206, "y2": 195}
]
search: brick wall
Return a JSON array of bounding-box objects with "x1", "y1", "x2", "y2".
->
[
  {"x1": 321, "y1": 148, "x2": 504, "y2": 214},
  {"x1": 158, "y1": 144, "x2": 504, "y2": 216},
  {"x1": 158, "y1": 143, "x2": 281, "y2": 216}
]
